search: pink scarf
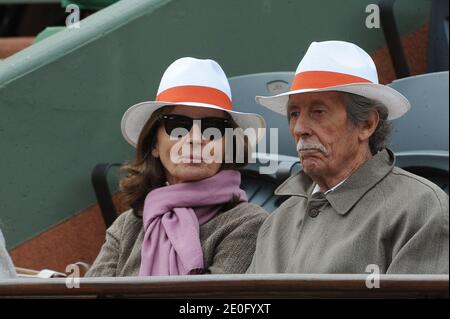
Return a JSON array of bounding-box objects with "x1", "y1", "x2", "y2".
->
[{"x1": 139, "y1": 170, "x2": 248, "y2": 276}]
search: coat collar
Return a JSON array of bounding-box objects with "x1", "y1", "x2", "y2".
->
[{"x1": 275, "y1": 148, "x2": 396, "y2": 215}]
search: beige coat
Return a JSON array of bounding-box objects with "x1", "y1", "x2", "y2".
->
[
  {"x1": 248, "y1": 149, "x2": 449, "y2": 274},
  {"x1": 86, "y1": 202, "x2": 268, "y2": 277}
]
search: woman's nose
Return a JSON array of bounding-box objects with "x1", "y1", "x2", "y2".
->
[{"x1": 189, "y1": 121, "x2": 203, "y2": 144}]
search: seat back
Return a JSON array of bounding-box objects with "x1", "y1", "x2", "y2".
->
[
  {"x1": 395, "y1": 151, "x2": 449, "y2": 194},
  {"x1": 427, "y1": 0, "x2": 449, "y2": 73},
  {"x1": 388, "y1": 71, "x2": 449, "y2": 153},
  {"x1": 229, "y1": 72, "x2": 297, "y2": 157}
]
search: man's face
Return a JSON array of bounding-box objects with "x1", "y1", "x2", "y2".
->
[{"x1": 288, "y1": 91, "x2": 363, "y2": 181}]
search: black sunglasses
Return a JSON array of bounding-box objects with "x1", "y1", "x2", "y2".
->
[{"x1": 158, "y1": 114, "x2": 232, "y2": 140}]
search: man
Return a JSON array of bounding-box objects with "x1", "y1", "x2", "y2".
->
[
  {"x1": 0, "y1": 228, "x2": 16, "y2": 279},
  {"x1": 248, "y1": 41, "x2": 449, "y2": 274}
]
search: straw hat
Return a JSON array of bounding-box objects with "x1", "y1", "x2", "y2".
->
[
  {"x1": 121, "y1": 57, "x2": 266, "y2": 147},
  {"x1": 256, "y1": 41, "x2": 410, "y2": 120}
]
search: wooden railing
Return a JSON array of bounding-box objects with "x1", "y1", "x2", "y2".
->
[{"x1": 0, "y1": 274, "x2": 448, "y2": 298}]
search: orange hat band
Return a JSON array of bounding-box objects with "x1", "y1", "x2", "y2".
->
[
  {"x1": 291, "y1": 71, "x2": 373, "y2": 91},
  {"x1": 156, "y1": 85, "x2": 233, "y2": 110}
]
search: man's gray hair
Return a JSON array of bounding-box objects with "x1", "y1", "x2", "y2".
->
[{"x1": 341, "y1": 92, "x2": 392, "y2": 154}]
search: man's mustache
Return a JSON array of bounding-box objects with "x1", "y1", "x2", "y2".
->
[{"x1": 296, "y1": 139, "x2": 329, "y2": 156}]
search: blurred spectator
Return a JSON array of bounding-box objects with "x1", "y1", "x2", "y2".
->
[{"x1": 0, "y1": 228, "x2": 16, "y2": 279}]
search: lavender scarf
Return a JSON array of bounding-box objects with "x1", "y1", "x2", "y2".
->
[{"x1": 139, "y1": 170, "x2": 248, "y2": 276}]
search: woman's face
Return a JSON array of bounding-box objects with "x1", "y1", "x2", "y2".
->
[{"x1": 152, "y1": 106, "x2": 229, "y2": 184}]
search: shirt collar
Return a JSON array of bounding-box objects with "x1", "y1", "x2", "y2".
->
[
  {"x1": 275, "y1": 148, "x2": 396, "y2": 215},
  {"x1": 311, "y1": 178, "x2": 347, "y2": 195}
]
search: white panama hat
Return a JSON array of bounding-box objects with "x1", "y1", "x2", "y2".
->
[
  {"x1": 255, "y1": 41, "x2": 411, "y2": 120},
  {"x1": 121, "y1": 57, "x2": 266, "y2": 147}
]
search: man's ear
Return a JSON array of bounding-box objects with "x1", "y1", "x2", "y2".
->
[{"x1": 359, "y1": 109, "x2": 379, "y2": 142}]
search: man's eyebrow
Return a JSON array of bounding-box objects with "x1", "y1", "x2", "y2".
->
[
  {"x1": 309, "y1": 99, "x2": 329, "y2": 107},
  {"x1": 287, "y1": 102, "x2": 298, "y2": 112}
]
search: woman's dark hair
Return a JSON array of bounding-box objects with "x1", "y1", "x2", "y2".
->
[{"x1": 119, "y1": 106, "x2": 251, "y2": 217}]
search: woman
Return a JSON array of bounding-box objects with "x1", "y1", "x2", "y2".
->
[{"x1": 86, "y1": 57, "x2": 268, "y2": 276}]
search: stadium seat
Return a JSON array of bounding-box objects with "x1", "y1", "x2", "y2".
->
[
  {"x1": 427, "y1": 0, "x2": 449, "y2": 73},
  {"x1": 388, "y1": 71, "x2": 449, "y2": 152},
  {"x1": 388, "y1": 72, "x2": 449, "y2": 193},
  {"x1": 229, "y1": 72, "x2": 297, "y2": 157},
  {"x1": 395, "y1": 150, "x2": 449, "y2": 194}
]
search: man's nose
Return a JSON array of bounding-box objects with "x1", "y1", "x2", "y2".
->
[{"x1": 292, "y1": 115, "x2": 312, "y2": 138}]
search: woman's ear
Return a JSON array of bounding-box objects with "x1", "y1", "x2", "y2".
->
[{"x1": 151, "y1": 147, "x2": 160, "y2": 158}]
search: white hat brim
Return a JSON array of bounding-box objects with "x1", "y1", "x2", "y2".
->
[
  {"x1": 255, "y1": 83, "x2": 411, "y2": 120},
  {"x1": 121, "y1": 101, "x2": 266, "y2": 147}
]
